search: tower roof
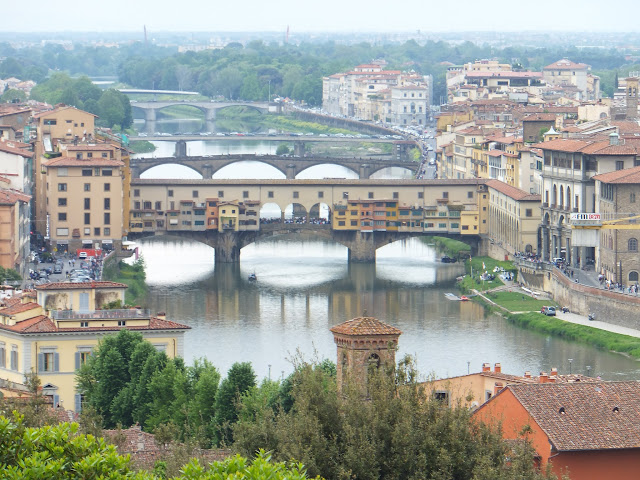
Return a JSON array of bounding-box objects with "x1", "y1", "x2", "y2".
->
[{"x1": 330, "y1": 316, "x2": 402, "y2": 336}]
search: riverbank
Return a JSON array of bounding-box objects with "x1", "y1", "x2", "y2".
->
[{"x1": 102, "y1": 258, "x2": 148, "y2": 306}]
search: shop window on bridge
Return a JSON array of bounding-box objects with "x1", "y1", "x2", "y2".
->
[
  {"x1": 343, "y1": 192, "x2": 349, "y2": 199},
  {"x1": 144, "y1": 221, "x2": 153, "y2": 228},
  {"x1": 192, "y1": 190, "x2": 199, "y2": 198},
  {"x1": 268, "y1": 191, "x2": 274, "y2": 198},
  {"x1": 351, "y1": 220, "x2": 357, "y2": 226},
  {"x1": 155, "y1": 201, "x2": 162, "y2": 210},
  {"x1": 451, "y1": 223, "x2": 459, "y2": 229},
  {"x1": 194, "y1": 210, "x2": 205, "y2": 216},
  {"x1": 195, "y1": 220, "x2": 205, "y2": 226},
  {"x1": 143, "y1": 201, "x2": 151, "y2": 210},
  {"x1": 462, "y1": 225, "x2": 469, "y2": 230},
  {"x1": 442, "y1": 191, "x2": 449, "y2": 198},
  {"x1": 338, "y1": 221, "x2": 345, "y2": 226},
  {"x1": 318, "y1": 191, "x2": 324, "y2": 198}
]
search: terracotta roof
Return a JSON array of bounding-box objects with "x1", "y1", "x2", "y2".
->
[
  {"x1": 43, "y1": 157, "x2": 123, "y2": 168},
  {"x1": 506, "y1": 382, "x2": 640, "y2": 451},
  {"x1": 330, "y1": 316, "x2": 402, "y2": 336},
  {"x1": 612, "y1": 121, "x2": 640, "y2": 135},
  {"x1": 593, "y1": 165, "x2": 640, "y2": 184},
  {"x1": 486, "y1": 179, "x2": 541, "y2": 202},
  {"x1": 532, "y1": 138, "x2": 640, "y2": 156},
  {"x1": 466, "y1": 71, "x2": 542, "y2": 79},
  {"x1": 543, "y1": 59, "x2": 589, "y2": 71},
  {"x1": 36, "y1": 281, "x2": 128, "y2": 291},
  {"x1": 56, "y1": 317, "x2": 190, "y2": 333},
  {"x1": 522, "y1": 113, "x2": 557, "y2": 122},
  {"x1": 0, "y1": 315, "x2": 57, "y2": 333},
  {"x1": 64, "y1": 145, "x2": 115, "y2": 151},
  {"x1": 32, "y1": 105, "x2": 97, "y2": 119},
  {"x1": 0, "y1": 141, "x2": 33, "y2": 157},
  {"x1": 0, "y1": 188, "x2": 30, "y2": 205},
  {"x1": 0, "y1": 302, "x2": 40, "y2": 316}
]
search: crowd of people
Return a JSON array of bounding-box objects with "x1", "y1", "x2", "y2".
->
[{"x1": 260, "y1": 216, "x2": 331, "y2": 225}]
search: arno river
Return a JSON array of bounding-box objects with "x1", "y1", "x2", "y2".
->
[{"x1": 131, "y1": 121, "x2": 640, "y2": 382}]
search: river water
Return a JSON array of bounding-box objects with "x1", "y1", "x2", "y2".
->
[{"x1": 131, "y1": 119, "x2": 640, "y2": 382}]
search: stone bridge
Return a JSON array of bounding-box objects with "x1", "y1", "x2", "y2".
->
[
  {"x1": 129, "y1": 153, "x2": 420, "y2": 179},
  {"x1": 131, "y1": 100, "x2": 275, "y2": 122},
  {"x1": 131, "y1": 224, "x2": 480, "y2": 263}
]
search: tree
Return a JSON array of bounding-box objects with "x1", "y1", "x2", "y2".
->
[
  {"x1": 0, "y1": 89, "x2": 26, "y2": 103},
  {"x1": 276, "y1": 144, "x2": 290, "y2": 156},
  {"x1": 214, "y1": 362, "x2": 256, "y2": 445},
  {"x1": 96, "y1": 89, "x2": 132, "y2": 129}
]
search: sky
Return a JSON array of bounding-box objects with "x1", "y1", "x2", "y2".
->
[{"x1": 2, "y1": 0, "x2": 640, "y2": 34}]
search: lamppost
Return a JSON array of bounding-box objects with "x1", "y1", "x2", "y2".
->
[
  {"x1": 568, "y1": 358, "x2": 573, "y2": 374},
  {"x1": 268, "y1": 364, "x2": 271, "y2": 381}
]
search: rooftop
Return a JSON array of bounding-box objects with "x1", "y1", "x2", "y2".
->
[
  {"x1": 486, "y1": 179, "x2": 541, "y2": 202},
  {"x1": 593, "y1": 165, "x2": 640, "y2": 184},
  {"x1": 330, "y1": 316, "x2": 402, "y2": 336}
]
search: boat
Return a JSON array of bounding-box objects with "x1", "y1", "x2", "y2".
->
[
  {"x1": 460, "y1": 295, "x2": 469, "y2": 301},
  {"x1": 248, "y1": 273, "x2": 257, "y2": 281}
]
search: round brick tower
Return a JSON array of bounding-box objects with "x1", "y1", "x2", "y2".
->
[{"x1": 330, "y1": 316, "x2": 402, "y2": 393}]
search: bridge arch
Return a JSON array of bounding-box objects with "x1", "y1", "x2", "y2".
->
[
  {"x1": 139, "y1": 162, "x2": 206, "y2": 179},
  {"x1": 213, "y1": 103, "x2": 268, "y2": 115},
  {"x1": 295, "y1": 163, "x2": 360, "y2": 179},
  {"x1": 368, "y1": 164, "x2": 417, "y2": 178}
]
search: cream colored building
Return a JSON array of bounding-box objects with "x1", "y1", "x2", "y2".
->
[
  {"x1": 543, "y1": 59, "x2": 600, "y2": 102},
  {"x1": 0, "y1": 189, "x2": 30, "y2": 276},
  {"x1": 43, "y1": 145, "x2": 124, "y2": 254},
  {"x1": 0, "y1": 282, "x2": 189, "y2": 411},
  {"x1": 486, "y1": 179, "x2": 541, "y2": 254}
]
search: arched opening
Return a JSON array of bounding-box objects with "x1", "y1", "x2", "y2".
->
[
  {"x1": 629, "y1": 238, "x2": 638, "y2": 252},
  {"x1": 259, "y1": 202, "x2": 282, "y2": 224},
  {"x1": 558, "y1": 215, "x2": 565, "y2": 229},
  {"x1": 213, "y1": 161, "x2": 285, "y2": 180},
  {"x1": 566, "y1": 186, "x2": 571, "y2": 210},
  {"x1": 369, "y1": 167, "x2": 415, "y2": 179},
  {"x1": 629, "y1": 271, "x2": 639, "y2": 282},
  {"x1": 284, "y1": 203, "x2": 308, "y2": 223},
  {"x1": 309, "y1": 202, "x2": 331, "y2": 224},
  {"x1": 525, "y1": 243, "x2": 533, "y2": 253},
  {"x1": 544, "y1": 212, "x2": 550, "y2": 225},
  {"x1": 140, "y1": 164, "x2": 203, "y2": 179},
  {"x1": 552, "y1": 184, "x2": 557, "y2": 207},
  {"x1": 559, "y1": 185, "x2": 564, "y2": 210},
  {"x1": 296, "y1": 164, "x2": 359, "y2": 180}
]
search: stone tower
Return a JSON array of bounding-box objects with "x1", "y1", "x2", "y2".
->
[
  {"x1": 626, "y1": 77, "x2": 639, "y2": 120},
  {"x1": 330, "y1": 315, "x2": 402, "y2": 393}
]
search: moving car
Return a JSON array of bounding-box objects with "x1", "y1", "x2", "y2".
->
[{"x1": 541, "y1": 306, "x2": 556, "y2": 316}]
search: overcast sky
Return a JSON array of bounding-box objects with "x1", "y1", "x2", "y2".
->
[{"x1": 3, "y1": 0, "x2": 639, "y2": 34}]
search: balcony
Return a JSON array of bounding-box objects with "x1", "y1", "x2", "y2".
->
[{"x1": 51, "y1": 308, "x2": 151, "y2": 321}]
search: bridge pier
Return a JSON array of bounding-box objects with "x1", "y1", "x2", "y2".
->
[
  {"x1": 201, "y1": 164, "x2": 212, "y2": 180},
  {"x1": 286, "y1": 163, "x2": 297, "y2": 179},
  {"x1": 205, "y1": 108, "x2": 217, "y2": 121},
  {"x1": 130, "y1": 165, "x2": 141, "y2": 179},
  {"x1": 175, "y1": 140, "x2": 187, "y2": 157},
  {"x1": 293, "y1": 141, "x2": 305, "y2": 157},
  {"x1": 346, "y1": 232, "x2": 376, "y2": 263},
  {"x1": 215, "y1": 232, "x2": 241, "y2": 263},
  {"x1": 145, "y1": 108, "x2": 156, "y2": 123},
  {"x1": 359, "y1": 164, "x2": 371, "y2": 179}
]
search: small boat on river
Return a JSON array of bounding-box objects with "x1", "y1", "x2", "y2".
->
[{"x1": 248, "y1": 273, "x2": 257, "y2": 281}]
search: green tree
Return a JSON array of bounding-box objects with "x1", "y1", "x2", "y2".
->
[
  {"x1": 96, "y1": 89, "x2": 132, "y2": 129},
  {"x1": 214, "y1": 362, "x2": 256, "y2": 445},
  {"x1": 0, "y1": 89, "x2": 26, "y2": 103},
  {"x1": 276, "y1": 144, "x2": 290, "y2": 156}
]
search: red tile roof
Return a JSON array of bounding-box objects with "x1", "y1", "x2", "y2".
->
[
  {"x1": 0, "y1": 141, "x2": 33, "y2": 157},
  {"x1": 330, "y1": 317, "x2": 402, "y2": 336},
  {"x1": 0, "y1": 302, "x2": 40, "y2": 316},
  {"x1": 593, "y1": 165, "x2": 640, "y2": 184},
  {"x1": 523, "y1": 113, "x2": 557, "y2": 122},
  {"x1": 43, "y1": 157, "x2": 123, "y2": 168},
  {"x1": 0, "y1": 188, "x2": 30, "y2": 205},
  {"x1": 543, "y1": 59, "x2": 589, "y2": 71},
  {"x1": 486, "y1": 179, "x2": 541, "y2": 202},
  {"x1": 56, "y1": 317, "x2": 190, "y2": 333},
  {"x1": 0, "y1": 315, "x2": 57, "y2": 333},
  {"x1": 505, "y1": 382, "x2": 640, "y2": 451},
  {"x1": 32, "y1": 105, "x2": 97, "y2": 119},
  {"x1": 36, "y1": 281, "x2": 128, "y2": 291},
  {"x1": 532, "y1": 138, "x2": 640, "y2": 156},
  {"x1": 64, "y1": 145, "x2": 115, "y2": 151}
]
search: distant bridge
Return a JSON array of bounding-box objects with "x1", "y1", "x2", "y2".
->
[
  {"x1": 129, "y1": 153, "x2": 420, "y2": 179},
  {"x1": 129, "y1": 134, "x2": 402, "y2": 144},
  {"x1": 130, "y1": 100, "x2": 278, "y2": 122}
]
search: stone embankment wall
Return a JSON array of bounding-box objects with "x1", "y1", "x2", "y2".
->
[{"x1": 516, "y1": 262, "x2": 640, "y2": 330}]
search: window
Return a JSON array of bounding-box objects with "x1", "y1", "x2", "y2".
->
[
  {"x1": 102, "y1": 169, "x2": 112, "y2": 176},
  {"x1": 104, "y1": 227, "x2": 110, "y2": 236},
  {"x1": 318, "y1": 191, "x2": 324, "y2": 199},
  {"x1": 0, "y1": 343, "x2": 4, "y2": 368},
  {"x1": 94, "y1": 227, "x2": 101, "y2": 236},
  {"x1": 343, "y1": 192, "x2": 349, "y2": 199},
  {"x1": 338, "y1": 221, "x2": 345, "y2": 226},
  {"x1": 58, "y1": 167, "x2": 68, "y2": 177},
  {"x1": 526, "y1": 209, "x2": 533, "y2": 217},
  {"x1": 629, "y1": 238, "x2": 638, "y2": 252},
  {"x1": 104, "y1": 198, "x2": 111, "y2": 210},
  {"x1": 43, "y1": 119, "x2": 57, "y2": 125},
  {"x1": 143, "y1": 201, "x2": 151, "y2": 210},
  {"x1": 467, "y1": 191, "x2": 473, "y2": 199},
  {"x1": 351, "y1": 220, "x2": 357, "y2": 226},
  {"x1": 192, "y1": 190, "x2": 198, "y2": 198},
  {"x1": 104, "y1": 183, "x2": 110, "y2": 192},
  {"x1": 82, "y1": 169, "x2": 92, "y2": 177},
  {"x1": 631, "y1": 193, "x2": 636, "y2": 203},
  {"x1": 155, "y1": 201, "x2": 162, "y2": 210},
  {"x1": 39, "y1": 351, "x2": 59, "y2": 373},
  {"x1": 434, "y1": 391, "x2": 449, "y2": 404},
  {"x1": 418, "y1": 192, "x2": 424, "y2": 199},
  {"x1": 134, "y1": 189, "x2": 140, "y2": 197},
  {"x1": 84, "y1": 228, "x2": 90, "y2": 235},
  {"x1": 56, "y1": 228, "x2": 69, "y2": 236},
  {"x1": 616, "y1": 161, "x2": 624, "y2": 171},
  {"x1": 268, "y1": 191, "x2": 274, "y2": 198},
  {"x1": 75, "y1": 351, "x2": 91, "y2": 369},
  {"x1": 84, "y1": 213, "x2": 90, "y2": 224},
  {"x1": 84, "y1": 198, "x2": 90, "y2": 209},
  {"x1": 84, "y1": 183, "x2": 90, "y2": 192},
  {"x1": 10, "y1": 347, "x2": 18, "y2": 371},
  {"x1": 104, "y1": 213, "x2": 111, "y2": 225},
  {"x1": 368, "y1": 192, "x2": 374, "y2": 199},
  {"x1": 58, "y1": 213, "x2": 67, "y2": 221},
  {"x1": 439, "y1": 223, "x2": 447, "y2": 228},
  {"x1": 58, "y1": 183, "x2": 67, "y2": 192},
  {"x1": 293, "y1": 191, "x2": 299, "y2": 199},
  {"x1": 442, "y1": 191, "x2": 449, "y2": 199},
  {"x1": 243, "y1": 191, "x2": 249, "y2": 198},
  {"x1": 630, "y1": 271, "x2": 639, "y2": 282},
  {"x1": 58, "y1": 198, "x2": 67, "y2": 206},
  {"x1": 168, "y1": 189, "x2": 174, "y2": 197},
  {"x1": 393, "y1": 192, "x2": 399, "y2": 199},
  {"x1": 134, "y1": 201, "x2": 141, "y2": 209},
  {"x1": 118, "y1": 320, "x2": 126, "y2": 326},
  {"x1": 218, "y1": 190, "x2": 224, "y2": 198}
]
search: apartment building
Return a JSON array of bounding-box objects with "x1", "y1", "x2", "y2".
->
[
  {"x1": 542, "y1": 58, "x2": 600, "y2": 102},
  {"x1": 43, "y1": 145, "x2": 124, "y2": 254},
  {"x1": 0, "y1": 189, "x2": 30, "y2": 275},
  {"x1": 0, "y1": 282, "x2": 189, "y2": 412}
]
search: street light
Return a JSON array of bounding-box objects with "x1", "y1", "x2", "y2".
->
[
  {"x1": 568, "y1": 358, "x2": 573, "y2": 374},
  {"x1": 268, "y1": 364, "x2": 271, "y2": 381}
]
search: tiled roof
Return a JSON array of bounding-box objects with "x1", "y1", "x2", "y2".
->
[
  {"x1": 593, "y1": 165, "x2": 640, "y2": 184},
  {"x1": 507, "y1": 382, "x2": 640, "y2": 451},
  {"x1": 0, "y1": 189, "x2": 30, "y2": 205},
  {"x1": 532, "y1": 138, "x2": 640, "y2": 156},
  {"x1": 543, "y1": 59, "x2": 589, "y2": 71},
  {"x1": 64, "y1": 145, "x2": 115, "y2": 151},
  {"x1": 466, "y1": 71, "x2": 542, "y2": 79},
  {"x1": 56, "y1": 317, "x2": 190, "y2": 333},
  {"x1": 0, "y1": 315, "x2": 57, "y2": 333},
  {"x1": 486, "y1": 179, "x2": 541, "y2": 201},
  {"x1": 0, "y1": 302, "x2": 40, "y2": 316},
  {"x1": 0, "y1": 141, "x2": 33, "y2": 157},
  {"x1": 43, "y1": 157, "x2": 123, "y2": 168},
  {"x1": 330, "y1": 317, "x2": 402, "y2": 336},
  {"x1": 32, "y1": 105, "x2": 97, "y2": 119},
  {"x1": 522, "y1": 113, "x2": 557, "y2": 122},
  {"x1": 36, "y1": 281, "x2": 128, "y2": 291}
]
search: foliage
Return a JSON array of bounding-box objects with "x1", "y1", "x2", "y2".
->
[
  {"x1": 275, "y1": 144, "x2": 290, "y2": 156},
  {"x1": 0, "y1": 88, "x2": 26, "y2": 103},
  {"x1": 233, "y1": 358, "x2": 554, "y2": 480},
  {"x1": 484, "y1": 291, "x2": 558, "y2": 313},
  {"x1": 420, "y1": 235, "x2": 471, "y2": 256},
  {"x1": 102, "y1": 258, "x2": 148, "y2": 305},
  {"x1": 507, "y1": 312, "x2": 640, "y2": 359},
  {"x1": 128, "y1": 140, "x2": 157, "y2": 154},
  {"x1": 0, "y1": 413, "x2": 150, "y2": 479},
  {"x1": 0, "y1": 265, "x2": 22, "y2": 284},
  {"x1": 214, "y1": 362, "x2": 256, "y2": 445}
]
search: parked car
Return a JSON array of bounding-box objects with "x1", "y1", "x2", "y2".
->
[
  {"x1": 441, "y1": 256, "x2": 457, "y2": 263},
  {"x1": 541, "y1": 306, "x2": 557, "y2": 316},
  {"x1": 53, "y1": 264, "x2": 63, "y2": 274}
]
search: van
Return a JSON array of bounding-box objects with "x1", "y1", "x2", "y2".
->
[
  {"x1": 552, "y1": 257, "x2": 564, "y2": 265},
  {"x1": 78, "y1": 252, "x2": 88, "y2": 260}
]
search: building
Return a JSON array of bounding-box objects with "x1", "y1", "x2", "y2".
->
[
  {"x1": 0, "y1": 282, "x2": 189, "y2": 412},
  {"x1": 0, "y1": 189, "x2": 31, "y2": 276},
  {"x1": 486, "y1": 180, "x2": 541, "y2": 254},
  {"x1": 535, "y1": 134, "x2": 640, "y2": 267},
  {"x1": 0, "y1": 141, "x2": 34, "y2": 195},
  {"x1": 474, "y1": 382, "x2": 640, "y2": 480},
  {"x1": 542, "y1": 59, "x2": 600, "y2": 102},
  {"x1": 43, "y1": 145, "x2": 125, "y2": 254},
  {"x1": 593, "y1": 165, "x2": 640, "y2": 285},
  {"x1": 330, "y1": 315, "x2": 401, "y2": 393}
]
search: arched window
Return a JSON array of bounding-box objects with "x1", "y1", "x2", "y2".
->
[
  {"x1": 629, "y1": 238, "x2": 638, "y2": 252},
  {"x1": 630, "y1": 271, "x2": 639, "y2": 282}
]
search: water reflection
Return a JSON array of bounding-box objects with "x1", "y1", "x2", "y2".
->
[{"x1": 137, "y1": 237, "x2": 640, "y2": 382}]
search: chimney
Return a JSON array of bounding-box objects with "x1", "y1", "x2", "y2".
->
[
  {"x1": 156, "y1": 311, "x2": 166, "y2": 320},
  {"x1": 493, "y1": 382, "x2": 504, "y2": 395},
  {"x1": 482, "y1": 362, "x2": 491, "y2": 372},
  {"x1": 524, "y1": 371, "x2": 531, "y2": 379},
  {"x1": 494, "y1": 362, "x2": 502, "y2": 373},
  {"x1": 551, "y1": 367, "x2": 558, "y2": 376},
  {"x1": 539, "y1": 372, "x2": 548, "y2": 384}
]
